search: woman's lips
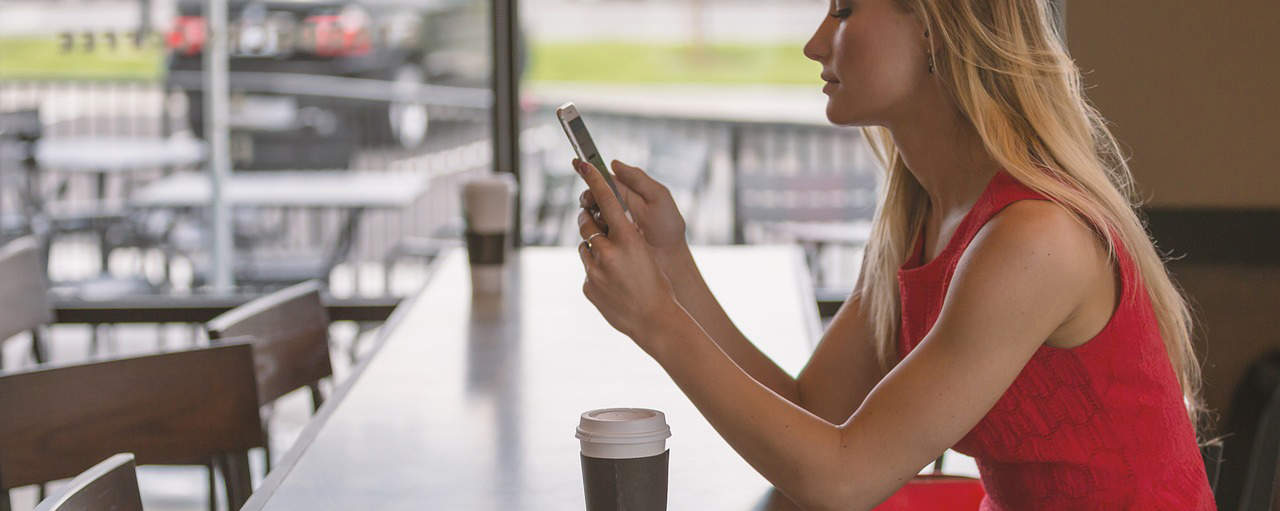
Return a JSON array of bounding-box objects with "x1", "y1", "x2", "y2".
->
[{"x1": 821, "y1": 73, "x2": 839, "y2": 94}]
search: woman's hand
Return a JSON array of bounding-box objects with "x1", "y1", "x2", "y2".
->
[
  {"x1": 573, "y1": 158, "x2": 686, "y2": 354},
  {"x1": 578, "y1": 160, "x2": 688, "y2": 265}
]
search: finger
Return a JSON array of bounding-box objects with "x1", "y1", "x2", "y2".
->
[
  {"x1": 574, "y1": 159, "x2": 633, "y2": 239},
  {"x1": 578, "y1": 241, "x2": 604, "y2": 281},
  {"x1": 613, "y1": 179, "x2": 642, "y2": 208},
  {"x1": 578, "y1": 239, "x2": 596, "y2": 268},
  {"x1": 583, "y1": 234, "x2": 616, "y2": 267},
  {"x1": 611, "y1": 160, "x2": 667, "y2": 202},
  {"x1": 579, "y1": 190, "x2": 594, "y2": 209},
  {"x1": 578, "y1": 209, "x2": 605, "y2": 239}
]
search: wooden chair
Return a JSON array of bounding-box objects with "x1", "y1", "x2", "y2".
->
[
  {"x1": 0, "y1": 236, "x2": 53, "y2": 368},
  {"x1": 1237, "y1": 363, "x2": 1280, "y2": 511},
  {"x1": 1218, "y1": 351, "x2": 1280, "y2": 511},
  {"x1": 205, "y1": 280, "x2": 335, "y2": 473},
  {"x1": 0, "y1": 343, "x2": 264, "y2": 511},
  {"x1": 33, "y1": 453, "x2": 142, "y2": 511}
]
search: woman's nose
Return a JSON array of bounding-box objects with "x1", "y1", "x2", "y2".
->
[{"x1": 803, "y1": 21, "x2": 831, "y2": 63}]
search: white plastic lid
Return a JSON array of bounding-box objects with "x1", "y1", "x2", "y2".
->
[
  {"x1": 576, "y1": 408, "x2": 671, "y2": 459},
  {"x1": 462, "y1": 174, "x2": 515, "y2": 233}
]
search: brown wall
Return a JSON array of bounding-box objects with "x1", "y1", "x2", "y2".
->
[
  {"x1": 1068, "y1": 2, "x2": 1280, "y2": 431},
  {"x1": 1067, "y1": 0, "x2": 1280, "y2": 208}
]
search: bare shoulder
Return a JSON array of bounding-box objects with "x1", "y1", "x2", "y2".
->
[
  {"x1": 941, "y1": 199, "x2": 1113, "y2": 340},
  {"x1": 969, "y1": 199, "x2": 1110, "y2": 279}
]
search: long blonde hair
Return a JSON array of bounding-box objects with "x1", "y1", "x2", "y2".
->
[{"x1": 858, "y1": 0, "x2": 1203, "y2": 427}]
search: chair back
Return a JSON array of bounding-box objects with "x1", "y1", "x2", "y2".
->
[
  {"x1": 33, "y1": 454, "x2": 142, "y2": 511},
  {"x1": 1239, "y1": 367, "x2": 1280, "y2": 511},
  {"x1": 0, "y1": 236, "x2": 53, "y2": 341},
  {"x1": 1202, "y1": 438, "x2": 1224, "y2": 494},
  {"x1": 1218, "y1": 351, "x2": 1280, "y2": 511},
  {"x1": 206, "y1": 280, "x2": 333, "y2": 409},
  {"x1": 0, "y1": 343, "x2": 263, "y2": 492}
]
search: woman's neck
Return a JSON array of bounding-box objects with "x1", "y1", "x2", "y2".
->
[{"x1": 886, "y1": 95, "x2": 1000, "y2": 218}]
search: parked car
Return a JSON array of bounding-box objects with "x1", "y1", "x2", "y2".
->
[{"x1": 165, "y1": 0, "x2": 517, "y2": 169}]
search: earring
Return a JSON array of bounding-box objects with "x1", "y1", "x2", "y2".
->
[{"x1": 924, "y1": 29, "x2": 934, "y2": 74}]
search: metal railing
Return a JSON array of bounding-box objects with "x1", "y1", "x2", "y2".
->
[{"x1": 2, "y1": 78, "x2": 879, "y2": 295}]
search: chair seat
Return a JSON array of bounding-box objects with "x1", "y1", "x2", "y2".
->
[{"x1": 872, "y1": 475, "x2": 986, "y2": 511}]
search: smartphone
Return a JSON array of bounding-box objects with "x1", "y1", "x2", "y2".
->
[{"x1": 555, "y1": 102, "x2": 630, "y2": 215}]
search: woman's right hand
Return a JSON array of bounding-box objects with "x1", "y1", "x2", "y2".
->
[{"x1": 577, "y1": 159, "x2": 689, "y2": 263}]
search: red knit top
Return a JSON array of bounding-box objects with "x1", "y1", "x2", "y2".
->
[{"x1": 896, "y1": 171, "x2": 1214, "y2": 510}]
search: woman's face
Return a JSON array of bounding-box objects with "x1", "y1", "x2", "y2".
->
[{"x1": 804, "y1": 0, "x2": 931, "y2": 126}]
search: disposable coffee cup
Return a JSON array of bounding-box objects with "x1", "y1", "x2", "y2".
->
[
  {"x1": 461, "y1": 174, "x2": 515, "y2": 294},
  {"x1": 576, "y1": 408, "x2": 671, "y2": 511}
]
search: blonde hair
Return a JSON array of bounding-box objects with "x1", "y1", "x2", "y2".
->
[{"x1": 858, "y1": 0, "x2": 1204, "y2": 427}]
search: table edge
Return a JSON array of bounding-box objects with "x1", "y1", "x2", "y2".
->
[{"x1": 239, "y1": 250, "x2": 461, "y2": 510}]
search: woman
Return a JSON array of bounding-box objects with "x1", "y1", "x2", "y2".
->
[{"x1": 572, "y1": 0, "x2": 1215, "y2": 509}]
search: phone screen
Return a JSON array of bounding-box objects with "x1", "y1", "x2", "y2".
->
[{"x1": 565, "y1": 114, "x2": 629, "y2": 214}]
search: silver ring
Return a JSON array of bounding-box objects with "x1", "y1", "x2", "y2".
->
[{"x1": 584, "y1": 232, "x2": 606, "y2": 251}]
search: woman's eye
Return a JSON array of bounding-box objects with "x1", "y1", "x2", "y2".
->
[{"x1": 830, "y1": 5, "x2": 852, "y2": 19}]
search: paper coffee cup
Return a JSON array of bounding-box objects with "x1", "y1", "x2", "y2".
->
[
  {"x1": 461, "y1": 174, "x2": 515, "y2": 294},
  {"x1": 576, "y1": 408, "x2": 671, "y2": 511}
]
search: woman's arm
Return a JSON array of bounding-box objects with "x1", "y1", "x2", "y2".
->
[
  {"x1": 588, "y1": 160, "x2": 882, "y2": 412},
  {"x1": 661, "y1": 243, "x2": 885, "y2": 426},
  {"x1": 639, "y1": 203, "x2": 1104, "y2": 510},
  {"x1": 659, "y1": 243, "x2": 801, "y2": 401}
]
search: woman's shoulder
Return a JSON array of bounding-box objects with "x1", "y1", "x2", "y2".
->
[{"x1": 955, "y1": 199, "x2": 1113, "y2": 307}]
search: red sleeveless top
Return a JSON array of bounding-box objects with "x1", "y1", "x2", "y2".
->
[{"x1": 896, "y1": 171, "x2": 1214, "y2": 510}]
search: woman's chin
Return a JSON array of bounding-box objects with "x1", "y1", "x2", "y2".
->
[
  {"x1": 824, "y1": 99, "x2": 875, "y2": 128},
  {"x1": 824, "y1": 102, "x2": 862, "y2": 127}
]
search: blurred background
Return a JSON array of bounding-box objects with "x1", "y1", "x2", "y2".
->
[
  {"x1": 1, "y1": 0, "x2": 1276, "y2": 509},
  {"x1": 1, "y1": 1, "x2": 875, "y2": 509}
]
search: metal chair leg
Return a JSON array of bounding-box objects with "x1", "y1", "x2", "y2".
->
[
  {"x1": 217, "y1": 451, "x2": 253, "y2": 511},
  {"x1": 89, "y1": 324, "x2": 102, "y2": 356},
  {"x1": 30, "y1": 329, "x2": 47, "y2": 364},
  {"x1": 207, "y1": 460, "x2": 218, "y2": 511},
  {"x1": 263, "y1": 440, "x2": 273, "y2": 475}
]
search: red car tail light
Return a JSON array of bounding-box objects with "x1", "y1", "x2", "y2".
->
[
  {"x1": 166, "y1": 16, "x2": 206, "y2": 56},
  {"x1": 302, "y1": 6, "x2": 371, "y2": 57}
]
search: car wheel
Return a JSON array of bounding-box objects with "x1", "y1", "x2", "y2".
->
[{"x1": 379, "y1": 63, "x2": 429, "y2": 149}]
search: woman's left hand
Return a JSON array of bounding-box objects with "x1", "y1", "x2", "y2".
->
[{"x1": 573, "y1": 158, "x2": 685, "y2": 355}]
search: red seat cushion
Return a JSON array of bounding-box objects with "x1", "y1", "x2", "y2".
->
[{"x1": 872, "y1": 475, "x2": 986, "y2": 511}]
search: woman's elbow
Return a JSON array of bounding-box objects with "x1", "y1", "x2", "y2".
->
[{"x1": 789, "y1": 474, "x2": 875, "y2": 511}]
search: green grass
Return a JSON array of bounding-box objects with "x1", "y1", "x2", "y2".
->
[
  {"x1": 0, "y1": 37, "x2": 815, "y2": 85},
  {"x1": 0, "y1": 36, "x2": 163, "y2": 80},
  {"x1": 529, "y1": 41, "x2": 818, "y2": 85}
]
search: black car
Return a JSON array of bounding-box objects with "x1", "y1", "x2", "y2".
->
[{"x1": 165, "y1": 0, "x2": 507, "y2": 169}]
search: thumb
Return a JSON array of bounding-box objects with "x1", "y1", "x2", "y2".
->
[{"x1": 611, "y1": 160, "x2": 666, "y2": 202}]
